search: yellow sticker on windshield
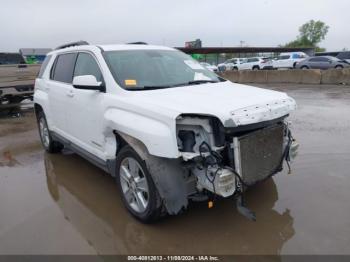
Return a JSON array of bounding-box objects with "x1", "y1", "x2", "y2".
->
[{"x1": 125, "y1": 79, "x2": 137, "y2": 86}]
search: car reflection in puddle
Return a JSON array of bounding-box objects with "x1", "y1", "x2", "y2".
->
[{"x1": 44, "y1": 152, "x2": 295, "y2": 255}]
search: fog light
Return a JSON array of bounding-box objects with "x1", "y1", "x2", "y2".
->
[{"x1": 198, "y1": 167, "x2": 236, "y2": 198}]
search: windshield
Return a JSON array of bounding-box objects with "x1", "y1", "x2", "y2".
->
[{"x1": 104, "y1": 49, "x2": 220, "y2": 90}]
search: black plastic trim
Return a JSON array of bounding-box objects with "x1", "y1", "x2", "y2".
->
[
  {"x1": 51, "y1": 132, "x2": 116, "y2": 175},
  {"x1": 225, "y1": 116, "x2": 287, "y2": 136}
]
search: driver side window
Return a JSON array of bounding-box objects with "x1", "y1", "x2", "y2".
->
[{"x1": 74, "y1": 53, "x2": 103, "y2": 83}]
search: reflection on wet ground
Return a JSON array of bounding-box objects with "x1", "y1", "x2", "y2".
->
[{"x1": 0, "y1": 85, "x2": 350, "y2": 255}]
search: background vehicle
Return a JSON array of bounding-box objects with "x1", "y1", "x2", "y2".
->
[
  {"x1": 34, "y1": 41, "x2": 297, "y2": 223},
  {"x1": 273, "y1": 52, "x2": 308, "y2": 69},
  {"x1": 217, "y1": 58, "x2": 242, "y2": 72},
  {"x1": 296, "y1": 56, "x2": 349, "y2": 70},
  {"x1": 0, "y1": 52, "x2": 41, "y2": 106},
  {"x1": 20, "y1": 48, "x2": 52, "y2": 64},
  {"x1": 199, "y1": 62, "x2": 218, "y2": 72},
  {"x1": 336, "y1": 51, "x2": 350, "y2": 64},
  {"x1": 237, "y1": 57, "x2": 273, "y2": 70}
]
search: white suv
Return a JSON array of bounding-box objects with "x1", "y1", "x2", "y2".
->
[
  {"x1": 272, "y1": 52, "x2": 308, "y2": 69},
  {"x1": 34, "y1": 41, "x2": 298, "y2": 222},
  {"x1": 236, "y1": 57, "x2": 273, "y2": 70}
]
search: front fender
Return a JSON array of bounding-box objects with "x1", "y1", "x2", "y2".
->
[{"x1": 104, "y1": 108, "x2": 179, "y2": 158}]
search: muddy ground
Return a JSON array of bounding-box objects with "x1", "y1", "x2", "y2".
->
[{"x1": 0, "y1": 84, "x2": 350, "y2": 255}]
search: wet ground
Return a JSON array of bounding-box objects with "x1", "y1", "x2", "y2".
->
[{"x1": 0, "y1": 84, "x2": 350, "y2": 255}]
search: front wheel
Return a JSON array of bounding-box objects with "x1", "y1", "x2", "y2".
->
[
  {"x1": 116, "y1": 146, "x2": 162, "y2": 223},
  {"x1": 37, "y1": 111, "x2": 63, "y2": 153},
  {"x1": 335, "y1": 65, "x2": 343, "y2": 69}
]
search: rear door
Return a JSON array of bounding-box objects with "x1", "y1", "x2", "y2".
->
[
  {"x1": 280, "y1": 55, "x2": 291, "y2": 68},
  {"x1": 318, "y1": 57, "x2": 332, "y2": 69},
  {"x1": 239, "y1": 58, "x2": 249, "y2": 70},
  {"x1": 47, "y1": 53, "x2": 77, "y2": 136},
  {"x1": 308, "y1": 57, "x2": 325, "y2": 69}
]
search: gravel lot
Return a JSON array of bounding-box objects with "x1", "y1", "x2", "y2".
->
[{"x1": 0, "y1": 84, "x2": 350, "y2": 255}]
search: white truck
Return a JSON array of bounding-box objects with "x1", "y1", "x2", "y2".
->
[{"x1": 34, "y1": 41, "x2": 298, "y2": 223}]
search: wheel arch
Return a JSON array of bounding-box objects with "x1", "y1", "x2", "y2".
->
[
  {"x1": 34, "y1": 103, "x2": 43, "y2": 115},
  {"x1": 103, "y1": 108, "x2": 179, "y2": 159}
]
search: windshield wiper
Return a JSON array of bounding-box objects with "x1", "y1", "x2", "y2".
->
[
  {"x1": 187, "y1": 80, "x2": 219, "y2": 85},
  {"x1": 125, "y1": 80, "x2": 220, "y2": 91},
  {"x1": 126, "y1": 85, "x2": 176, "y2": 91}
]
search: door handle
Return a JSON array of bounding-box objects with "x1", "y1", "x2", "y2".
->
[{"x1": 67, "y1": 90, "x2": 74, "y2": 97}]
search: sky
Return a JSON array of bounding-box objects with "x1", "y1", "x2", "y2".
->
[{"x1": 1, "y1": 0, "x2": 349, "y2": 52}]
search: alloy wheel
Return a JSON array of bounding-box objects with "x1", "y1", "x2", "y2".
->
[
  {"x1": 39, "y1": 117, "x2": 50, "y2": 148},
  {"x1": 119, "y1": 157, "x2": 150, "y2": 213}
]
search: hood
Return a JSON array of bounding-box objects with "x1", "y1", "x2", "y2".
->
[{"x1": 130, "y1": 81, "x2": 296, "y2": 127}]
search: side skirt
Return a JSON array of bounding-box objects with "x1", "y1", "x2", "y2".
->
[{"x1": 51, "y1": 132, "x2": 116, "y2": 177}]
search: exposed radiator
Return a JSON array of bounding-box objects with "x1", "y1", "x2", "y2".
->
[{"x1": 234, "y1": 123, "x2": 284, "y2": 186}]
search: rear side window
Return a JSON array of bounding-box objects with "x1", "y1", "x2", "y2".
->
[
  {"x1": 51, "y1": 53, "x2": 77, "y2": 83},
  {"x1": 73, "y1": 53, "x2": 103, "y2": 82},
  {"x1": 38, "y1": 55, "x2": 52, "y2": 78},
  {"x1": 318, "y1": 57, "x2": 330, "y2": 62},
  {"x1": 0, "y1": 53, "x2": 26, "y2": 65},
  {"x1": 310, "y1": 57, "x2": 322, "y2": 62}
]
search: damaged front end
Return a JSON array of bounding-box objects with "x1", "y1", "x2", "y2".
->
[{"x1": 176, "y1": 114, "x2": 299, "y2": 220}]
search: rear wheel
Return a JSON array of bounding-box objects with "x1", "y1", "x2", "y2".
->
[
  {"x1": 252, "y1": 66, "x2": 260, "y2": 71},
  {"x1": 301, "y1": 66, "x2": 309, "y2": 70},
  {"x1": 37, "y1": 111, "x2": 63, "y2": 153},
  {"x1": 116, "y1": 146, "x2": 162, "y2": 223},
  {"x1": 335, "y1": 65, "x2": 343, "y2": 69}
]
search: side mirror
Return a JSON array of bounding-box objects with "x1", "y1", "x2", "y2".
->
[{"x1": 73, "y1": 75, "x2": 105, "y2": 92}]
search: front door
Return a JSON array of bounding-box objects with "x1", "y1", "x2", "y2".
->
[{"x1": 65, "y1": 52, "x2": 106, "y2": 159}]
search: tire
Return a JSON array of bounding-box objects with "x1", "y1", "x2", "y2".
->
[
  {"x1": 37, "y1": 111, "x2": 63, "y2": 153},
  {"x1": 301, "y1": 66, "x2": 309, "y2": 70},
  {"x1": 116, "y1": 145, "x2": 162, "y2": 223},
  {"x1": 335, "y1": 65, "x2": 343, "y2": 69},
  {"x1": 233, "y1": 67, "x2": 238, "y2": 71},
  {"x1": 252, "y1": 66, "x2": 259, "y2": 71}
]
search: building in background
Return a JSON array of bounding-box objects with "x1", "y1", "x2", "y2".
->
[{"x1": 19, "y1": 48, "x2": 52, "y2": 64}]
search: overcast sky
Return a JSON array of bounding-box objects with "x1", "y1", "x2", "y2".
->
[{"x1": 1, "y1": 0, "x2": 349, "y2": 52}]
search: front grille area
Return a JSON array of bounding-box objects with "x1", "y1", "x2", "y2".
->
[{"x1": 238, "y1": 123, "x2": 284, "y2": 186}]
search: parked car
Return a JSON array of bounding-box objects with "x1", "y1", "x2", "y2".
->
[
  {"x1": 0, "y1": 52, "x2": 41, "y2": 106},
  {"x1": 199, "y1": 62, "x2": 218, "y2": 72},
  {"x1": 217, "y1": 58, "x2": 243, "y2": 72},
  {"x1": 236, "y1": 57, "x2": 273, "y2": 70},
  {"x1": 296, "y1": 56, "x2": 349, "y2": 70},
  {"x1": 336, "y1": 51, "x2": 350, "y2": 64},
  {"x1": 273, "y1": 52, "x2": 308, "y2": 69},
  {"x1": 34, "y1": 41, "x2": 298, "y2": 222}
]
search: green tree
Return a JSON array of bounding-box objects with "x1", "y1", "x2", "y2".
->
[{"x1": 284, "y1": 20, "x2": 329, "y2": 51}]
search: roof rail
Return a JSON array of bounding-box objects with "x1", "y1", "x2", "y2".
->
[
  {"x1": 55, "y1": 41, "x2": 89, "y2": 50},
  {"x1": 127, "y1": 42, "x2": 148, "y2": 45}
]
